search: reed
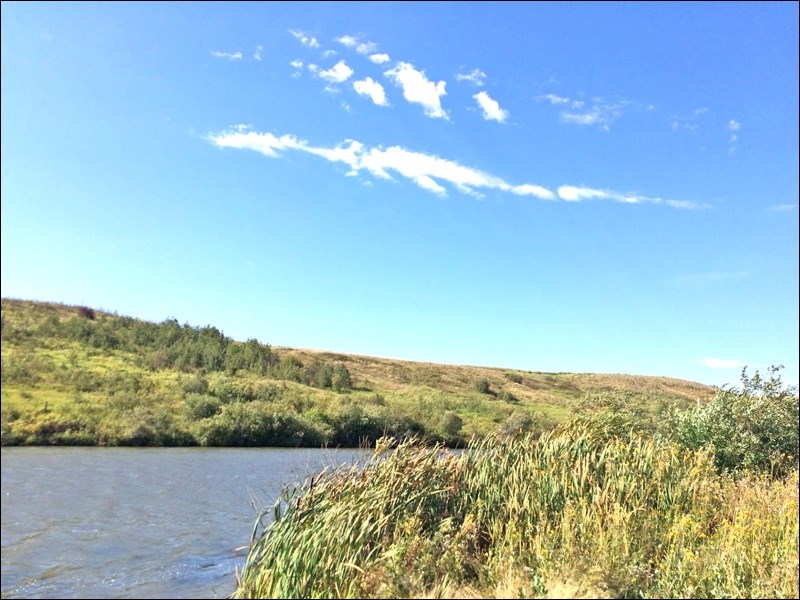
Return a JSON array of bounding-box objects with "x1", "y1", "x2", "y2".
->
[{"x1": 233, "y1": 422, "x2": 799, "y2": 598}]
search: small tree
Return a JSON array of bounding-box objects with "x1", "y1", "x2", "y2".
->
[{"x1": 332, "y1": 364, "x2": 352, "y2": 393}]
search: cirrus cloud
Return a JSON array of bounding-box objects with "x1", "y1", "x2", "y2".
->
[{"x1": 208, "y1": 126, "x2": 700, "y2": 211}]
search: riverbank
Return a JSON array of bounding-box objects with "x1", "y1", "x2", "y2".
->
[
  {"x1": 234, "y1": 424, "x2": 799, "y2": 599},
  {"x1": 1, "y1": 298, "x2": 713, "y2": 448}
]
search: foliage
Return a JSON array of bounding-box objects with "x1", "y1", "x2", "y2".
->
[
  {"x1": 474, "y1": 377, "x2": 490, "y2": 394},
  {"x1": 234, "y1": 424, "x2": 799, "y2": 599},
  {"x1": 0, "y1": 298, "x2": 719, "y2": 448},
  {"x1": 672, "y1": 365, "x2": 799, "y2": 477}
]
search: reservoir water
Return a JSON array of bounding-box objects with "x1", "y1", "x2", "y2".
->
[{"x1": 1, "y1": 447, "x2": 371, "y2": 598}]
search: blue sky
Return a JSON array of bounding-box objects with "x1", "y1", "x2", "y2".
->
[{"x1": 2, "y1": 2, "x2": 798, "y2": 387}]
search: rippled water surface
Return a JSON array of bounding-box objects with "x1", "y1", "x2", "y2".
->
[{"x1": 1, "y1": 447, "x2": 370, "y2": 598}]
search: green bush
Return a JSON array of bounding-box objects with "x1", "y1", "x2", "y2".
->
[
  {"x1": 672, "y1": 365, "x2": 799, "y2": 477},
  {"x1": 332, "y1": 364, "x2": 353, "y2": 393},
  {"x1": 474, "y1": 378, "x2": 490, "y2": 394},
  {"x1": 183, "y1": 394, "x2": 222, "y2": 421}
]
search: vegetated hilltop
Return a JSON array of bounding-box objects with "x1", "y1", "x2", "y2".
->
[{"x1": 0, "y1": 298, "x2": 714, "y2": 447}]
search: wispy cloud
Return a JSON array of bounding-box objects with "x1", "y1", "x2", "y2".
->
[
  {"x1": 671, "y1": 107, "x2": 710, "y2": 132},
  {"x1": 557, "y1": 186, "x2": 612, "y2": 202},
  {"x1": 559, "y1": 101, "x2": 628, "y2": 131},
  {"x1": 728, "y1": 119, "x2": 740, "y2": 153},
  {"x1": 335, "y1": 35, "x2": 377, "y2": 55},
  {"x1": 557, "y1": 186, "x2": 709, "y2": 209},
  {"x1": 290, "y1": 59, "x2": 304, "y2": 77},
  {"x1": 209, "y1": 126, "x2": 700, "y2": 210},
  {"x1": 538, "y1": 93, "x2": 629, "y2": 130},
  {"x1": 353, "y1": 77, "x2": 389, "y2": 106},
  {"x1": 369, "y1": 53, "x2": 391, "y2": 65},
  {"x1": 384, "y1": 62, "x2": 448, "y2": 119},
  {"x1": 208, "y1": 126, "x2": 549, "y2": 198},
  {"x1": 769, "y1": 203, "x2": 796, "y2": 212},
  {"x1": 318, "y1": 60, "x2": 354, "y2": 85},
  {"x1": 290, "y1": 30, "x2": 320, "y2": 48},
  {"x1": 473, "y1": 91, "x2": 508, "y2": 123},
  {"x1": 455, "y1": 68, "x2": 486, "y2": 87},
  {"x1": 211, "y1": 50, "x2": 243, "y2": 61},
  {"x1": 701, "y1": 357, "x2": 747, "y2": 369},
  {"x1": 541, "y1": 93, "x2": 570, "y2": 105},
  {"x1": 254, "y1": 45, "x2": 263, "y2": 61}
]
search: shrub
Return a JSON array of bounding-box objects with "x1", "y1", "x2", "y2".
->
[
  {"x1": 498, "y1": 390, "x2": 517, "y2": 403},
  {"x1": 498, "y1": 410, "x2": 534, "y2": 439},
  {"x1": 439, "y1": 411, "x2": 463, "y2": 446},
  {"x1": 672, "y1": 365, "x2": 799, "y2": 477},
  {"x1": 332, "y1": 365, "x2": 353, "y2": 393},
  {"x1": 77, "y1": 306, "x2": 96, "y2": 320},
  {"x1": 474, "y1": 378, "x2": 490, "y2": 394},
  {"x1": 505, "y1": 372, "x2": 523, "y2": 384},
  {"x1": 183, "y1": 394, "x2": 222, "y2": 421},
  {"x1": 181, "y1": 374, "x2": 209, "y2": 395}
]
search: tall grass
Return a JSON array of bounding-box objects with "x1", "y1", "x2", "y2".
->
[{"x1": 234, "y1": 423, "x2": 799, "y2": 599}]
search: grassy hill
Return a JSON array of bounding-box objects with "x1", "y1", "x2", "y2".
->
[{"x1": 0, "y1": 298, "x2": 714, "y2": 447}]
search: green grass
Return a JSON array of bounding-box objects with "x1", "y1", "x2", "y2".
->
[
  {"x1": 1, "y1": 297, "x2": 714, "y2": 447},
  {"x1": 234, "y1": 424, "x2": 799, "y2": 599}
]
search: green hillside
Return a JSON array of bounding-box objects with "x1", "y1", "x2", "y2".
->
[{"x1": 1, "y1": 298, "x2": 714, "y2": 447}]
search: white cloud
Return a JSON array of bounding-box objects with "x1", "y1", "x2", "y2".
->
[
  {"x1": 560, "y1": 101, "x2": 627, "y2": 131},
  {"x1": 557, "y1": 186, "x2": 611, "y2": 201},
  {"x1": 560, "y1": 110, "x2": 601, "y2": 126},
  {"x1": 369, "y1": 53, "x2": 391, "y2": 64},
  {"x1": 353, "y1": 77, "x2": 389, "y2": 106},
  {"x1": 211, "y1": 51, "x2": 243, "y2": 61},
  {"x1": 290, "y1": 59, "x2": 304, "y2": 77},
  {"x1": 665, "y1": 199, "x2": 707, "y2": 210},
  {"x1": 671, "y1": 108, "x2": 710, "y2": 133},
  {"x1": 510, "y1": 185, "x2": 556, "y2": 200},
  {"x1": 208, "y1": 126, "x2": 546, "y2": 197},
  {"x1": 254, "y1": 46, "x2": 263, "y2": 61},
  {"x1": 701, "y1": 357, "x2": 746, "y2": 369},
  {"x1": 384, "y1": 62, "x2": 448, "y2": 119},
  {"x1": 540, "y1": 92, "x2": 629, "y2": 130},
  {"x1": 209, "y1": 127, "x2": 700, "y2": 211},
  {"x1": 323, "y1": 49, "x2": 337, "y2": 58},
  {"x1": 542, "y1": 93, "x2": 570, "y2": 105},
  {"x1": 769, "y1": 204, "x2": 796, "y2": 212},
  {"x1": 554, "y1": 186, "x2": 708, "y2": 209},
  {"x1": 455, "y1": 68, "x2": 486, "y2": 87},
  {"x1": 728, "y1": 119, "x2": 741, "y2": 131},
  {"x1": 335, "y1": 35, "x2": 377, "y2": 55},
  {"x1": 318, "y1": 60, "x2": 354, "y2": 84},
  {"x1": 356, "y1": 41, "x2": 377, "y2": 55},
  {"x1": 473, "y1": 91, "x2": 509, "y2": 123},
  {"x1": 730, "y1": 134, "x2": 738, "y2": 143},
  {"x1": 335, "y1": 35, "x2": 358, "y2": 48},
  {"x1": 290, "y1": 30, "x2": 320, "y2": 48}
]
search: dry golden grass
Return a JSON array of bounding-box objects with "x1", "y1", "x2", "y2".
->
[{"x1": 282, "y1": 346, "x2": 714, "y2": 406}]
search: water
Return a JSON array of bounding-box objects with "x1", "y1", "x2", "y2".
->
[{"x1": 1, "y1": 447, "x2": 371, "y2": 599}]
